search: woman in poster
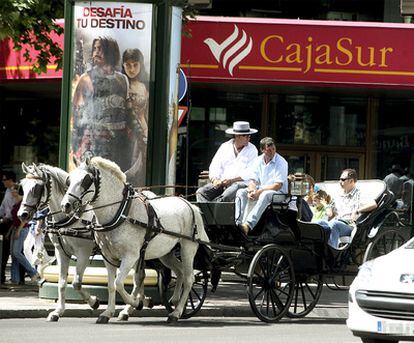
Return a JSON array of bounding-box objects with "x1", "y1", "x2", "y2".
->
[{"x1": 122, "y1": 48, "x2": 149, "y2": 186}]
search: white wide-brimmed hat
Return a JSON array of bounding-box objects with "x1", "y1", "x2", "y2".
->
[{"x1": 225, "y1": 121, "x2": 258, "y2": 135}]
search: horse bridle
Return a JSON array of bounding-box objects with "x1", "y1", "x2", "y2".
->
[
  {"x1": 22, "y1": 170, "x2": 52, "y2": 212},
  {"x1": 66, "y1": 165, "x2": 101, "y2": 209}
]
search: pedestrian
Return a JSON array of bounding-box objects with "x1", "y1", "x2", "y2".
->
[
  {"x1": 383, "y1": 164, "x2": 404, "y2": 200},
  {"x1": 24, "y1": 208, "x2": 54, "y2": 270},
  {"x1": 0, "y1": 171, "x2": 18, "y2": 284},
  {"x1": 196, "y1": 121, "x2": 258, "y2": 202},
  {"x1": 9, "y1": 184, "x2": 40, "y2": 284}
]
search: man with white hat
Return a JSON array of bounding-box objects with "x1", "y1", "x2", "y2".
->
[{"x1": 196, "y1": 121, "x2": 258, "y2": 202}]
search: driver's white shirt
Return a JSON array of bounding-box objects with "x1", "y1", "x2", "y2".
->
[{"x1": 209, "y1": 139, "x2": 258, "y2": 181}]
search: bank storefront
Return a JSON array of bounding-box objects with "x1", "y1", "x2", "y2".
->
[
  {"x1": 178, "y1": 17, "x2": 414, "y2": 186},
  {"x1": 1, "y1": 17, "x2": 414, "y2": 186}
]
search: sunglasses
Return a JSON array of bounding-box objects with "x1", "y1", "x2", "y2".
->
[{"x1": 339, "y1": 177, "x2": 350, "y2": 182}]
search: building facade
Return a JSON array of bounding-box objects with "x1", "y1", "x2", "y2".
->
[
  {"x1": 1, "y1": 9, "x2": 414, "y2": 187},
  {"x1": 177, "y1": 17, "x2": 414, "y2": 186}
]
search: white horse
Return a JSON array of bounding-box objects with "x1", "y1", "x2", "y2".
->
[
  {"x1": 61, "y1": 156, "x2": 209, "y2": 323},
  {"x1": 18, "y1": 163, "x2": 155, "y2": 323},
  {"x1": 18, "y1": 163, "x2": 100, "y2": 322}
]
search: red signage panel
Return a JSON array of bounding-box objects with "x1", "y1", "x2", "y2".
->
[
  {"x1": 0, "y1": 21, "x2": 63, "y2": 80},
  {"x1": 181, "y1": 17, "x2": 414, "y2": 88}
]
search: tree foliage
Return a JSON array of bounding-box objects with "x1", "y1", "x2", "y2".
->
[{"x1": 0, "y1": 0, "x2": 64, "y2": 74}]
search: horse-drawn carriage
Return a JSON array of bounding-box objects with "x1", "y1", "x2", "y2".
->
[
  {"x1": 18, "y1": 158, "x2": 413, "y2": 324},
  {"x1": 165, "y1": 176, "x2": 412, "y2": 323}
]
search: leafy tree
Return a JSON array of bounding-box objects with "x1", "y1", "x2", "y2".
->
[{"x1": 0, "y1": 0, "x2": 64, "y2": 74}]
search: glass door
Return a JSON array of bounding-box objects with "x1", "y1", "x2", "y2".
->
[
  {"x1": 279, "y1": 149, "x2": 365, "y2": 182},
  {"x1": 318, "y1": 153, "x2": 365, "y2": 181},
  {"x1": 279, "y1": 150, "x2": 315, "y2": 176}
]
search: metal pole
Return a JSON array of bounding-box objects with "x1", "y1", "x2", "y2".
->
[
  {"x1": 58, "y1": 0, "x2": 75, "y2": 171},
  {"x1": 147, "y1": 1, "x2": 172, "y2": 193},
  {"x1": 185, "y1": 66, "x2": 192, "y2": 198}
]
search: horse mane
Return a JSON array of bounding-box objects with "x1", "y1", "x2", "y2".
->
[
  {"x1": 40, "y1": 165, "x2": 69, "y2": 195},
  {"x1": 91, "y1": 157, "x2": 126, "y2": 183}
]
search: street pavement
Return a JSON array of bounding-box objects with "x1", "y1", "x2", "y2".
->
[{"x1": 0, "y1": 274, "x2": 350, "y2": 320}]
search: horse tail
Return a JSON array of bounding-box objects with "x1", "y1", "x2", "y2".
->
[{"x1": 191, "y1": 204, "x2": 209, "y2": 243}]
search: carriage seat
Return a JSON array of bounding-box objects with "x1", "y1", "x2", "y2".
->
[
  {"x1": 195, "y1": 201, "x2": 235, "y2": 226},
  {"x1": 297, "y1": 220, "x2": 329, "y2": 243}
]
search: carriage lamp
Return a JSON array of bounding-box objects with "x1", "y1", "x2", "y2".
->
[{"x1": 290, "y1": 173, "x2": 310, "y2": 196}]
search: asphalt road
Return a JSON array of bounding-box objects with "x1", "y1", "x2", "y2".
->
[{"x1": 0, "y1": 317, "x2": 360, "y2": 343}]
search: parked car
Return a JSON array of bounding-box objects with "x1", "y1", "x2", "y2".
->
[{"x1": 347, "y1": 236, "x2": 414, "y2": 342}]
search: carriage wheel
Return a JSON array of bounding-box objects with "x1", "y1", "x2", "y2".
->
[
  {"x1": 247, "y1": 244, "x2": 295, "y2": 323},
  {"x1": 363, "y1": 228, "x2": 406, "y2": 263},
  {"x1": 286, "y1": 274, "x2": 323, "y2": 318},
  {"x1": 159, "y1": 268, "x2": 208, "y2": 319}
]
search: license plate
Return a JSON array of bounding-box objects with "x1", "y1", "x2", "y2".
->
[{"x1": 377, "y1": 321, "x2": 414, "y2": 335}]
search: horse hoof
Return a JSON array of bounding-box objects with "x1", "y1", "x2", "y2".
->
[
  {"x1": 47, "y1": 314, "x2": 59, "y2": 322},
  {"x1": 96, "y1": 316, "x2": 110, "y2": 324},
  {"x1": 167, "y1": 315, "x2": 179, "y2": 324},
  {"x1": 136, "y1": 300, "x2": 144, "y2": 311},
  {"x1": 91, "y1": 299, "x2": 100, "y2": 310},
  {"x1": 117, "y1": 313, "x2": 129, "y2": 321}
]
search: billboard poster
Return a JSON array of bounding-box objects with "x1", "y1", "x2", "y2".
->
[
  {"x1": 166, "y1": 6, "x2": 182, "y2": 192},
  {"x1": 69, "y1": 1, "x2": 152, "y2": 187}
]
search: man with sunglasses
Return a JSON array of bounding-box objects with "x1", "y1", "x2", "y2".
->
[
  {"x1": 196, "y1": 121, "x2": 258, "y2": 202},
  {"x1": 315, "y1": 168, "x2": 377, "y2": 249},
  {"x1": 0, "y1": 171, "x2": 18, "y2": 284}
]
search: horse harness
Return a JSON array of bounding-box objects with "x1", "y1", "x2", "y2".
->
[
  {"x1": 85, "y1": 181, "x2": 200, "y2": 269},
  {"x1": 23, "y1": 171, "x2": 52, "y2": 212},
  {"x1": 27, "y1": 168, "x2": 97, "y2": 260},
  {"x1": 66, "y1": 167, "x2": 101, "y2": 209}
]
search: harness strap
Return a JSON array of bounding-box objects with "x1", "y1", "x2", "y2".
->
[
  {"x1": 178, "y1": 197, "x2": 198, "y2": 240},
  {"x1": 45, "y1": 214, "x2": 78, "y2": 230},
  {"x1": 135, "y1": 201, "x2": 161, "y2": 273},
  {"x1": 56, "y1": 234, "x2": 73, "y2": 260},
  {"x1": 45, "y1": 214, "x2": 96, "y2": 261},
  {"x1": 57, "y1": 227, "x2": 94, "y2": 240},
  {"x1": 92, "y1": 183, "x2": 135, "y2": 232}
]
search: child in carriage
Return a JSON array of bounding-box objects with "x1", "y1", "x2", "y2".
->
[{"x1": 311, "y1": 189, "x2": 335, "y2": 222}]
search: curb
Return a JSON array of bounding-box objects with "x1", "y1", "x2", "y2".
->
[{"x1": 0, "y1": 305, "x2": 348, "y2": 320}]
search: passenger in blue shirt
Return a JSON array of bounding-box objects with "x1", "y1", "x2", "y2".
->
[{"x1": 235, "y1": 137, "x2": 288, "y2": 235}]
